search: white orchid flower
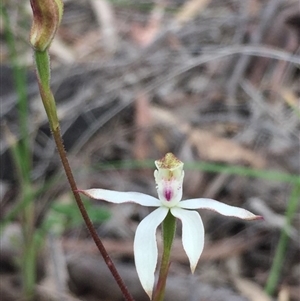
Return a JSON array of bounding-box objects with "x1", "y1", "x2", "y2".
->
[{"x1": 79, "y1": 153, "x2": 262, "y2": 298}]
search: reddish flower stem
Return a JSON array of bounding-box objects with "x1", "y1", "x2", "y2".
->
[
  {"x1": 52, "y1": 129, "x2": 135, "y2": 301},
  {"x1": 33, "y1": 49, "x2": 134, "y2": 301}
]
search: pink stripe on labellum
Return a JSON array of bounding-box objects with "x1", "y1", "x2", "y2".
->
[{"x1": 164, "y1": 188, "x2": 173, "y2": 201}]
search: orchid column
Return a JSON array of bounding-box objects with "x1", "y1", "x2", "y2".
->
[{"x1": 80, "y1": 153, "x2": 263, "y2": 300}]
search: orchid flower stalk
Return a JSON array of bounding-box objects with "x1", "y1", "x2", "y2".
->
[
  {"x1": 29, "y1": 1, "x2": 134, "y2": 300},
  {"x1": 79, "y1": 153, "x2": 262, "y2": 299}
]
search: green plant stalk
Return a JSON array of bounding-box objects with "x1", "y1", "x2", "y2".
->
[
  {"x1": 20, "y1": 158, "x2": 35, "y2": 301},
  {"x1": 2, "y1": 6, "x2": 38, "y2": 299},
  {"x1": 1, "y1": 4, "x2": 31, "y2": 178},
  {"x1": 34, "y1": 51, "x2": 59, "y2": 130},
  {"x1": 21, "y1": 187, "x2": 35, "y2": 297},
  {"x1": 265, "y1": 183, "x2": 300, "y2": 295},
  {"x1": 33, "y1": 49, "x2": 134, "y2": 301},
  {"x1": 0, "y1": 172, "x2": 62, "y2": 231},
  {"x1": 4, "y1": 128, "x2": 36, "y2": 299},
  {"x1": 153, "y1": 212, "x2": 176, "y2": 301},
  {"x1": 22, "y1": 198, "x2": 37, "y2": 300}
]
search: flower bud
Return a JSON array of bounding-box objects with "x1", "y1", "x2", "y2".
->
[{"x1": 30, "y1": 0, "x2": 63, "y2": 51}]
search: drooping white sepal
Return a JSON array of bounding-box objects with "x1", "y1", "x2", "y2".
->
[
  {"x1": 170, "y1": 207, "x2": 204, "y2": 273},
  {"x1": 134, "y1": 207, "x2": 169, "y2": 299}
]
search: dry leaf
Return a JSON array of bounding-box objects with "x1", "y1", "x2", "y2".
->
[
  {"x1": 50, "y1": 38, "x2": 76, "y2": 63},
  {"x1": 131, "y1": 4, "x2": 164, "y2": 47},
  {"x1": 175, "y1": 0, "x2": 211, "y2": 25},
  {"x1": 150, "y1": 106, "x2": 265, "y2": 168},
  {"x1": 189, "y1": 129, "x2": 266, "y2": 168},
  {"x1": 89, "y1": 0, "x2": 118, "y2": 53},
  {"x1": 73, "y1": 30, "x2": 102, "y2": 59},
  {"x1": 62, "y1": 233, "x2": 265, "y2": 263},
  {"x1": 281, "y1": 89, "x2": 300, "y2": 109},
  {"x1": 134, "y1": 92, "x2": 152, "y2": 160},
  {"x1": 233, "y1": 278, "x2": 272, "y2": 301},
  {"x1": 248, "y1": 197, "x2": 297, "y2": 239},
  {"x1": 278, "y1": 286, "x2": 290, "y2": 301}
]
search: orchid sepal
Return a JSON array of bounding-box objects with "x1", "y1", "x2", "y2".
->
[
  {"x1": 78, "y1": 188, "x2": 161, "y2": 207},
  {"x1": 170, "y1": 207, "x2": 204, "y2": 273},
  {"x1": 134, "y1": 207, "x2": 169, "y2": 299},
  {"x1": 178, "y1": 198, "x2": 263, "y2": 220}
]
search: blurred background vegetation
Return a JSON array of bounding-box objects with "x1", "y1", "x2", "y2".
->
[{"x1": 1, "y1": 0, "x2": 299, "y2": 300}]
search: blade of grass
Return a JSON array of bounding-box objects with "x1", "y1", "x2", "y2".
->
[
  {"x1": 2, "y1": 5, "x2": 38, "y2": 299},
  {"x1": 265, "y1": 183, "x2": 300, "y2": 295},
  {"x1": 95, "y1": 160, "x2": 300, "y2": 184},
  {"x1": 1, "y1": 4, "x2": 31, "y2": 179},
  {"x1": 0, "y1": 172, "x2": 60, "y2": 232}
]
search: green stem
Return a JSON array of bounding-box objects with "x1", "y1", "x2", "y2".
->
[
  {"x1": 2, "y1": 6, "x2": 37, "y2": 299},
  {"x1": 5, "y1": 122, "x2": 36, "y2": 301},
  {"x1": 264, "y1": 184, "x2": 300, "y2": 295},
  {"x1": 20, "y1": 170, "x2": 35, "y2": 301},
  {"x1": 0, "y1": 173, "x2": 59, "y2": 232},
  {"x1": 34, "y1": 51, "x2": 59, "y2": 130},
  {"x1": 153, "y1": 211, "x2": 176, "y2": 301},
  {"x1": 1, "y1": 4, "x2": 31, "y2": 178},
  {"x1": 33, "y1": 49, "x2": 134, "y2": 301}
]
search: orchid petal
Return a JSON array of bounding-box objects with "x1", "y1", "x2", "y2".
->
[
  {"x1": 134, "y1": 207, "x2": 169, "y2": 299},
  {"x1": 170, "y1": 207, "x2": 204, "y2": 273},
  {"x1": 179, "y1": 198, "x2": 262, "y2": 220},
  {"x1": 78, "y1": 188, "x2": 161, "y2": 207}
]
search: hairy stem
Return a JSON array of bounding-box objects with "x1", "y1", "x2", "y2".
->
[{"x1": 33, "y1": 50, "x2": 134, "y2": 301}]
